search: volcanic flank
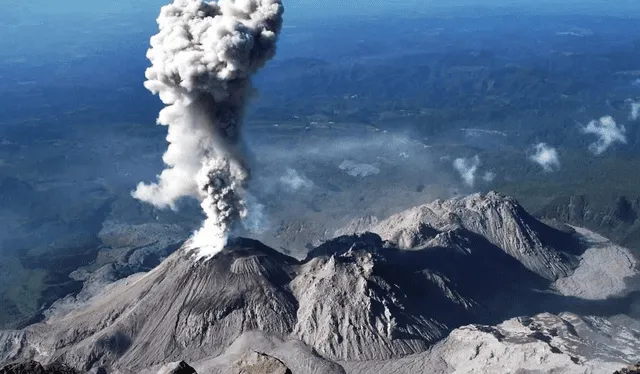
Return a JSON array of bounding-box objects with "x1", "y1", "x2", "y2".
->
[{"x1": 1, "y1": 193, "x2": 638, "y2": 373}]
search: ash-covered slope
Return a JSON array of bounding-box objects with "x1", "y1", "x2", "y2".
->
[
  {"x1": 291, "y1": 235, "x2": 472, "y2": 361},
  {"x1": 36, "y1": 240, "x2": 297, "y2": 369},
  {"x1": 1, "y1": 192, "x2": 638, "y2": 374},
  {"x1": 344, "y1": 312, "x2": 640, "y2": 374},
  {"x1": 1, "y1": 236, "x2": 476, "y2": 372},
  {"x1": 10, "y1": 239, "x2": 300, "y2": 372},
  {"x1": 340, "y1": 191, "x2": 581, "y2": 280},
  {"x1": 160, "y1": 331, "x2": 345, "y2": 374}
]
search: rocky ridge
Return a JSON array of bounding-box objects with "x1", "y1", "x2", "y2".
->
[{"x1": 338, "y1": 191, "x2": 581, "y2": 280}]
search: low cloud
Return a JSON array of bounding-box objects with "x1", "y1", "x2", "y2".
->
[
  {"x1": 630, "y1": 102, "x2": 640, "y2": 121},
  {"x1": 339, "y1": 160, "x2": 380, "y2": 177},
  {"x1": 279, "y1": 169, "x2": 314, "y2": 191},
  {"x1": 453, "y1": 155, "x2": 480, "y2": 187},
  {"x1": 529, "y1": 143, "x2": 560, "y2": 172},
  {"x1": 581, "y1": 116, "x2": 627, "y2": 155},
  {"x1": 482, "y1": 171, "x2": 496, "y2": 183}
]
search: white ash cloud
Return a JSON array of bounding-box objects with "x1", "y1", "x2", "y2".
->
[
  {"x1": 529, "y1": 143, "x2": 560, "y2": 172},
  {"x1": 132, "y1": 0, "x2": 284, "y2": 258},
  {"x1": 453, "y1": 155, "x2": 480, "y2": 187},
  {"x1": 581, "y1": 116, "x2": 627, "y2": 155}
]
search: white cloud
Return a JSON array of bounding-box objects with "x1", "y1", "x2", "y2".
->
[
  {"x1": 339, "y1": 160, "x2": 380, "y2": 177},
  {"x1": 453, "y1": 155, "x2": 480, "y2": 187},
  {"x1": 482, "y1": 171, "x2": 496, "y2": 182},
  {"x1": 529, "y1": 143, "x2": 560, "y2": 172},
  {"x1": 630, "y1": 101, "x2": 640, "y2": 121},
  {"x1": 581, "y1": 116, "x2": 627, "y2": 155},
  {"x1": 279, "y1": 168, "x2": 314, "y2": 191}
]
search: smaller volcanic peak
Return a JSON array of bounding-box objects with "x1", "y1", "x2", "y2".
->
[
  {"x1": 292, "y1": 235, "x2": 473, "y2": 361},
  {"x1": 304, "y1": 233, "x2": 386, "y2": 261},
  {"x1": 353, "y1": 191, "x2": 583, "y2": 280}
]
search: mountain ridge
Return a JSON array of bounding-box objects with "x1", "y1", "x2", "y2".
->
[{"x1": 1, "y1": 192, "x2": 638, "y2": 373}]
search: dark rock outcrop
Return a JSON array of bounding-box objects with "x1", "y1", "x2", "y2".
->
[
  {"x1": 168, "y1": 361, "x2": 197, "y2": 374},
  {"x1": 615, "y1": 362, "x2": 640, "y2": 374},
  {"x1": 0, "y1": 360, "x2": 77, "y2": 374}
]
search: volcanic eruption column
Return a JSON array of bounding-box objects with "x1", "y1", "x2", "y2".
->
[{"x1": 133, "y1": 0, "x2": 284, "y2": 257}]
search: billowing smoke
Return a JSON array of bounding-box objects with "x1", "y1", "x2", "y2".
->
[
  {"x1": 453, "y1": 156, "x2": 480, "y2": 187},
  {"x1": 630, "y1": 101, "x2": 640, "y2": 121},
  {"x1": 529, "y1": 143, "x2": 560, "y2": 172},
  {"x1": 581, "y1": 116, "x2": 627, "y2": 155},
  {"x1": 132, "y1": 0, "x2": 284, "y2": 258}
]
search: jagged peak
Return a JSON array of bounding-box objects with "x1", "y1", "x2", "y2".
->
[{"x1": 304, "y1": 233, "x2": 386, "y2": 261}]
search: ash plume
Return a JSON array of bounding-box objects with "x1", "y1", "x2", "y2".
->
[
  {"x1": 453, "y1": 156, "x2": 480, "y2": 187},
  {"x1": 581, "y1": 116, "x2": 627, "y2": 155},
  {"x1": 132, "y1": 0, "x2": 284, "y2": 258},
  {"x1": 529, "y1": 143, "x2": 560, "y2": 172}
]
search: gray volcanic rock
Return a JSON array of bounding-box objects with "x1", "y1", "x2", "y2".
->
[
  {"x1": 339, "y1": 191, "x2": 582, "y2": 280},
  {"x1": 228, "y1": 351, "x2": 291, "y2": 374},
  {"x1": 0, "y1": 332, "x2": 26, "y2": 364},
  {"x1": 292, "y1": 244, "x2": 449, "y2": 361},
  {"x1": 615, "y1": 363, "x2": 640, "y2": 374},
  {"x1": 179, "y1": 331, "x2": 345, "y2": 374},
  {"x1": 344, "y1": 312, "x2": 640, "y2": 374},
  {"x1": 0, "y1": 360, "x2": 77, "y2": 374},
  {"x1": 553, "y1": 227, "x2": 639, "y2": 300},
  {"x1": 538, "y1": 194, "x2": 640, "y2": 250},
  {"x1": 163, "y1": 361, "x2": 197, "y2": 374}
]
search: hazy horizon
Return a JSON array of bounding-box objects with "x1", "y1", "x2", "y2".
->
[{"x1": 2, "y1": 0, "x2": 639, "y2": 19}]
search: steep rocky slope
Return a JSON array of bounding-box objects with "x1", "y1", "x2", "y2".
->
[
  {"x1": 339, "y1": 191, "x2": 581, "y2": 280},
  {"x1": 538, "y1": 194, "x2": 640, "y2": 250},
  {"x1": 15, "y1": 240, "x2": 299, "y2": 372}
]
